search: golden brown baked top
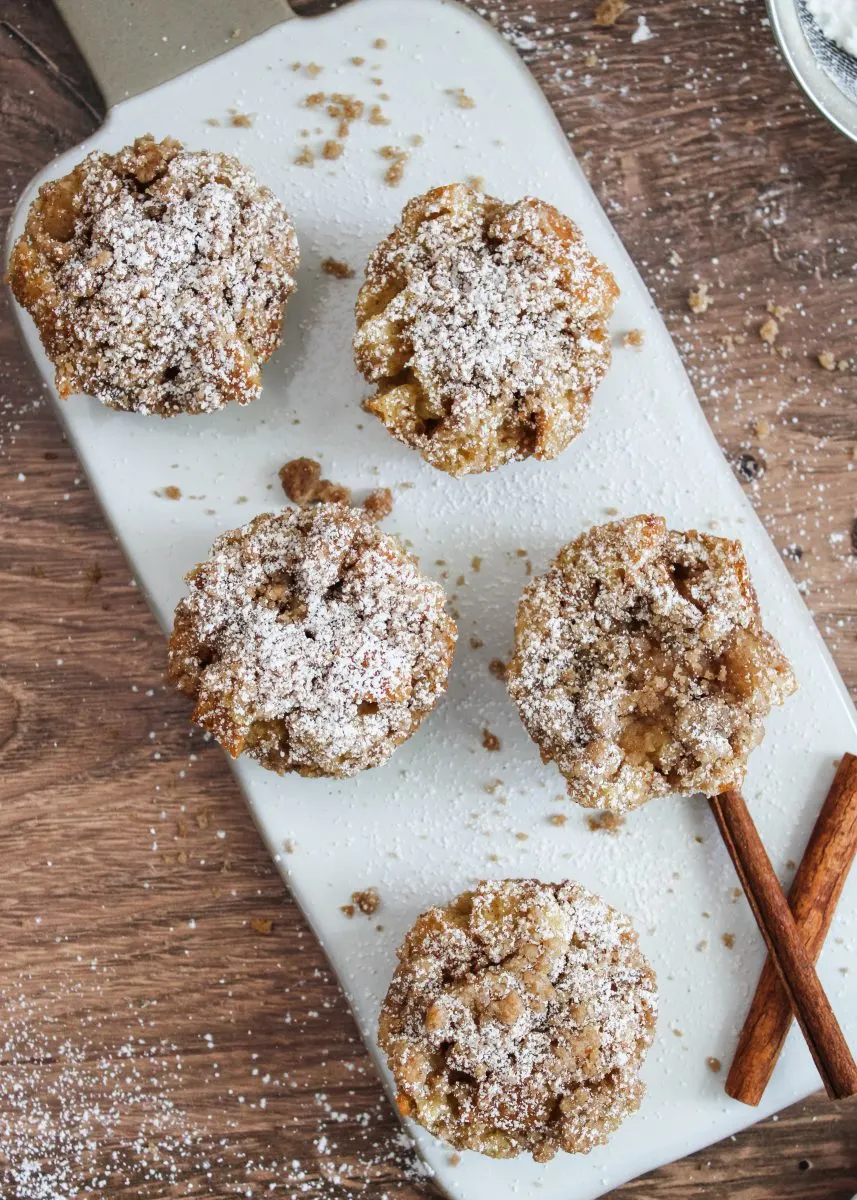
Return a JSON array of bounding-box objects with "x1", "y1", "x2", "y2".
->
[
  {"x1": 378, "y1": 879, "x2": 657, "y2": 1160},
  {"x1": 9, "y1": 135, "x2": 299, "y2": 416},
  {"x1": 507, "y1": 515, "x2": 797, "y2": 812},
  {"x1": 353, "y1": 183, "x2": 618, "y2": 476},
  {"x1": 168, "y1": 504, "x2": 456, "y2": 777}
]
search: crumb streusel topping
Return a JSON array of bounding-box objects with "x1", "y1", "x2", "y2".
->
[
  {"x1": 168, "y1": 505, "x2": 456, "y2": 777},
  {"x1": 353, "y1": 183, "x2": 618, "y2": 476},
  {"x1": 378, "y1": 878, "x2": 657, "y2": 1160},
  {"x1": 9, "y1": 134, "x2": 299, "y2": 415},
  {"x1": 507, "y1": 515, "x2": 797, "y2": 812}
]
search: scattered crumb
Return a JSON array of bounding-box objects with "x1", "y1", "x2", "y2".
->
[
  {"x1": 340, "y1": 904, "x2": 355, "y2": 918},
  {"x1": 352, "y1": 887, "x2": 380, "y2": 916},
  {"x1": 446, "y1": 86, "x2": 476, "y2": 109},
  {"x1": 321, "y1": 139, "x2": 344, "y2": 160},
  {"x1": 363, "y1": 487, "x2": 394, "y2": 522},
  {"x1": 818, "y1": 350, "x2": 836, "y2": 371},
  {"x1": 158, "y1": 485, "x2": 182, "y2": 500},
  {"x1": 306, "y1": 62, "x2": 323, "y2": 78},
  {"x1": 482, "y1": 729, "x2": 501, "y2": 752},
  {"x1": 378, "y1": 145, "x2": 409, "y2": 187},
  {"x1": 515, "y1": 832, "x2": 529, "y2": 842},
  {"x1": 759, "y1": 317, "x2": 779, "y2": 346},
  {"x1": 368, "y1": 104, "x2": 390, "y2": 126},
  {"x1": 594, "y1": 0, "x2": 627, "y2": 26},
  {"x1": 753, "y1": 419, "x2": 771, "y2": 440},
  {"x1": 586, "y1": 811, "x2": 625, "y2": 834},
  {"x1": 623, "y1": 328, "x2": 645, "y2": 348},
  {"x1": 373, "y1": 37, "x2": 387, "y2": 49},
  {"x1": 721, "y1": 933, "x2": 735, "y2": 950},
  {"x1": 688, "y1": 282, "x2": 713, "y2": 314},
  {"x1": 321, "y1": 256, "x2": 355, "y2": 279},
  {"x1": 447, "y1": 1152, "x2": 461, "y2": 1166},
  {"x1": 706, "y1": 1056, "x2": 722, "y2": 1073},
  {"x1": 766, "y1": 299, "x2": 789, "y2": 320},
  {"x1": 351, "y1": 55, "x2": 365, "y2": 65},
  {"x1": 469, "y1": 636, "x2": 484, "y2": 650},
  {"x1": 548, "y1": 813, "x2": 567, "y2": 827},
  {"x1": 250, "y1": 918, "x2": 274, "y2": 935},
  {"x1": 205, "y1": 117, "x2": 221, "y2": 126},
  {"x1": 410, "y1": 133, "x2": 424, "y2": 147},
  {"x1": 696, "y1": 939, "x2": 708, "y2": 951},
  {"x1": 672, "y1": 1028, "x2": 683, "y2": 1038},
  {"x1": 283, "y1": 838, "x2": 296, "y2": 854},
  {"x1": 229, "y1": 111, "x2": 254, "y2": 128},
  {"x1": 489, "y1": 658, "x2": 507, "y2": 680},
  {"x1": 279, "y1": 457, "x2": 321, "y2": 505},
  {"x1": 294, "y1": 145, "x2": 315, "y2": 167}
]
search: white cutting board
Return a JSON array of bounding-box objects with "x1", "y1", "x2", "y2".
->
[{"x1": 8, "y1": 2, "x2": 857, "y2": 1197}]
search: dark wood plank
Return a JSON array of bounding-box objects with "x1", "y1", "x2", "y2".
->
[{"x1": 1, "y1": 1, "x2": 855, "y2": 1196}]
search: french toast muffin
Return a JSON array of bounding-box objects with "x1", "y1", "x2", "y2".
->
[
  {"x1": 168, "y1": 504, "x2": 456, "y2": 776},
  {"x1": 507, "y1": 515, "x2": 797, "y2": 813},
  {"x1": 378, "y1": 878, "x2": 657, "y2": 1160},
  {"x1": 9, "y1": 134, "x2": 299, "y2": 415},
  {"x1": 353, "y1": 183, "x2": 618, "y2": 476}
]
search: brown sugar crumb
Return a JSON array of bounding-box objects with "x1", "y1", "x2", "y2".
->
[
  {"x1": 294, "y1": 145, "x2": 315, "y2": 167},
  {"x1": 321, "y1": 257, "x2": 355, "y2": 279},
  {"x1": 327, "y1": 93, "x2": 365, "y2": 137},
  {"x1": 721, "y1": 932, "x2": 735, "y2": 950},
  {"x1": 706, "y1": 1056, "x2": 722, "y2": 1073},
  {"x1": 363, "y1": 487, "x2": 394, "y2": 522},
  {"x1": 753, "y1": 419, "x2": 771, "y2": 440},
  {"x1": 279, "y1": 457, "x2": 321, "y2": 505},
  {"x1": 482, "y1": 728, "x2": 501, "y2": 752},
  {"x1": 471, "y1": 556, "x2": 482, "y2": 572},
  {"x1": 759, "y1": 317, "x2": 779, "y2": 346},
  {"x1": 229, "y1": 111, "x2": 255, "y2": 128},
  {"x1": 489, "y1": 658, "x2": 507, "y2": 681},
  {"x1": 688, "y1": 282, "x2": 713, "y2": 314},
  {"x1": 322, "y1": 139, "x2": 344, "y2": 160},
  {"x1": 410, "y1": 134, "x2": 424, "y2": 147},
  {"x1": 587, "y1": 812, "x2": 625, "y2": 834},
  {"x1": 447, "y1": 87, "x2": 476, "y2": 109},
  {"x1": 159, "y1": 485, "x2": 182, "y2": 500},
  {"x1": 766, "y1": 300, "x2": 789, "y2": 320},
  {"x1": 304, "y1": 91, "x2": 326, "y2": 108},
  {"x1": 340, "y1": 904, "x2": 355, "y2": 918},
  {"x1": 306, "y1": 62, "x2": 324, "y2": 78},
  {"x1": 548, "y1": 812, "x2": 567, "y2": 827},
  {"x1": 470, "y1": 636, "x2": 484, "y2": 650},
  {"x1": 368, "y1": 104, "x2": 390, "y2": 126},
  {"x1": 447, "y1": 1152, "x2": 462, "y2": 1167},
  {"x1": 379, "y1": 145, "x2": 409, "y2": 187},
  {"x1": 623, "y1": 328, "x2": 645, "y2": 348},
  {"x1": 250, "y1": 918, "x2": 274, "y2": 935},
  {"x1": 205, "y1": 117, "x2": 221, "y2": 126},
  {"x1": 594, "y1": 0, "x2": 627, "y2": 26},
  {"x1": 818, "y1": 350, "x2": 836, "y2": 371},
  {"x1": 352, "y1": 887, "x2": 381, "y2": 916},
  {"x1": 515, "y1": 831, "x2": 529, "y2": 841},
  {"x1": 373, "y1": 37, "x2": 388, "y2": 49}
]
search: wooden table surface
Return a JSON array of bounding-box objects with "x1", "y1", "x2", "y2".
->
[{"x1": 1, "y1": 1, "x2": 856, "y2": 1196}]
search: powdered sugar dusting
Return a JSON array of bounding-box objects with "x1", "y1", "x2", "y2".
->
[{"x1": 168, "y1": 504, "x2": 456, "y2": 776}]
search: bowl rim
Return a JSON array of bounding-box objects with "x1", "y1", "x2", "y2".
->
[{"x1": 765, "y1": 0, "x2": 857, "y2": 145}]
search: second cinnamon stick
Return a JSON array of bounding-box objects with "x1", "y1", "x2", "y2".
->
[{"x1": 726, "y1": 753, "x2": 857, "y2": 1105}]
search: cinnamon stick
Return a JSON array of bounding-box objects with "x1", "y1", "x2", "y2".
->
[
  {"x1": 726, "y1": 753, "x2": 857, "y2": 1105},
  {"x1": 709, "y1": 788, "x2": 857, "y2": 1101}
]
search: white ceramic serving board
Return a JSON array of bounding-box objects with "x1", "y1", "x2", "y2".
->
[{"x1": 8, "y1": 2, "x2": 857, "y2": 1197}]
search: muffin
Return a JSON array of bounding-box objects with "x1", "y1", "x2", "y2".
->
[
  {"x1": 9, "y1": 134, "x2": 299, "y2": 415},
  {"x1": 168, "y1": 504, "x2": 456, "y2": 776},
  {"x1": 378, "y1": 878, "x2": 657, "y2": 1160},
  {"x1": 353, "y1": 183, "x2": 618, "y2": 476},
  {"x1": 507, "y1": 515, "x2": 797, "y2": 813}
]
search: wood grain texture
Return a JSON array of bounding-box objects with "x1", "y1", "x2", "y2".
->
[{"x1": 1, "y1": 0, "x2": 856, "y2": 1196}]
